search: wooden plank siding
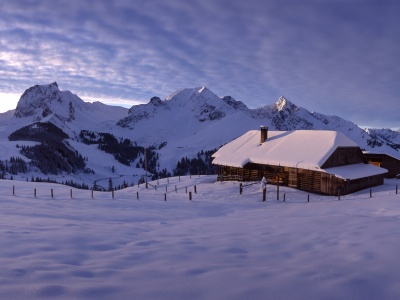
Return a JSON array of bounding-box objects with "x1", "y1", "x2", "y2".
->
[
  {"x1": 345, "y1": 174, "x2": 384, "y2": 194},
  {"x1": 364, "y1": 153, "x2": 400, "y2": 178},
  {"x1": 297, "y1": 169, "x2": 321, "y2": 193},
  {"x1": 217, "y1": 166, "x2": 259, "y2": 182},
  {"x1": 216, "y1": 164, "x2": 384, "y2": 196},
  {"x1": 288, "y1": 167, "x2": 298, "y2": 188},
  {"x1": 320, "y1": 173, "x2": 342, "y2": 195},
  {"x1": 321, "y1": 147, "x2": 367, "y2": 168}
]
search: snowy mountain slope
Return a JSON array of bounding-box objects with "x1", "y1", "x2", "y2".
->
[
  {"x1": 119, "y1": 89, "x2": 400, "y2": 169},
  {"x1": 0, "y1": 83, "x2": 399, "y2": 187},
  {"x1": 117, "y1": 87, "x2": 265, "y2": 170},
  {"x1": 365, "y1": 128, "x2": 400, "y2": 148},
  {"x1": 255, "y1": 97, "x2": 400, "y2": 158},
  {"x1": 0, "y1": 83, "x2": 136, "y2": 187},
  {"x1": 12, "y1": 82, "x2": 129, "y2": 138}
]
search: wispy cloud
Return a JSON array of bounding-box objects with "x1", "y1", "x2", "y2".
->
[{"x1": 0, "y1": 0, "x2": 398, "y2": 128}]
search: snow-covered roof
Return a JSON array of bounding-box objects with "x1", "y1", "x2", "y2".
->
[
  {"x1": 212, "y1": 130, "x2": 359, "y2": 169},
  {"x1": 324, "y1": 163, "x2": 387, "y2": 180},
  {"x1": 363, "y1": 151, "x2": 400, "y2": 161},
  {"x1": 212, "y1": 129, "x2": 387, "y2": 178}
]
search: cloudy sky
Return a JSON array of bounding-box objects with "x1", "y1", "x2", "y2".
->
[{"x1": 0, "y1": 0, "x2": 398, "y2": 129}]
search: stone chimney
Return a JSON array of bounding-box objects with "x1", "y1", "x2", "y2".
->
[{"x1": 260, "y1": 126, "x2": 268, "y2": 143}]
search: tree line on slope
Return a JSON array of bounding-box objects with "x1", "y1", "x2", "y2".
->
[
  {"x1": 173, "y1": 149, "x2": 218, "y2": 176},
  {"x1": 8, "y1": 123, "x2": 90, "y2": 175},
  {"x1": 80, "y1": 130, "x2": 171, "y2": 180},
  {"x1": 2, "y1": 124, "x2": 218, "y2": 189}
]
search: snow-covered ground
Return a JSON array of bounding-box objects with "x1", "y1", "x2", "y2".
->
[{"x1": 1, "y1": 176, "x2": 400, "y2": 299}]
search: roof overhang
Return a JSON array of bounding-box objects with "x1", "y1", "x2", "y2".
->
[{"x1": 323, "y1": 163, "x2": 388, "y2": 180}]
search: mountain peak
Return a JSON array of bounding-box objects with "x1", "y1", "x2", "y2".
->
[
  {"x1": 275, "y1": 96, "x2": 297, "y2": 111},
  {"x1": 15, "y1": 82, "x2": 61, "y2": 118},
  {"x1": 221, "y1": 95, "x2": 248, "y2": 111},
  {"x1": 46, "y1": 81, "x2": 59, "y2": 89},
  {"x1": 21, "y1": 82, "x2": 60, "y2": 98},
  {"x1": 165, "y1": 86, "x2": 218, "y2": 104},
  {"x1": 13, "y1": 82, "x2": 89, "y2": 126},
  {"x1": 197, "y1": 86, "x2": 207, "y2": 93}
]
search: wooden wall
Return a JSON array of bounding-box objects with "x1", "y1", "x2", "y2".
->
[
  {"x1": 364, "y1": 153, "x2": 400, "y2": 178},
  {"x1": 217, "y1": 166, "x2": 259, "y2": 182},
  {"x1": 346, "y1": 174, "x2": 384, "y2": 194},
  {"x1": 321, "y1": 147, "x2": 367, "y2": 169},
  {"x1": 217, "y1": 163, "x2": 384, "y2": 196}
]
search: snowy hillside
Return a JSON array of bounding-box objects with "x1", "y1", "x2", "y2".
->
[
  {"x1": 0, "y1": 83, "x2": 399, "y2": 188},
  {"x1": 1, "y1": 176, "x2": 400, "y2": 299},
  {"x1": 117, "y1": 87, "x2": 400, "y2": 169},
  {"x1": 13, "y1": 82, "x2": 129, "y2": 138},
  {"x1": 365, "y1": 128, "x2": 400, "y2": 149}
]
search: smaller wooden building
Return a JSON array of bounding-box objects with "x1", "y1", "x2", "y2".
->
[
  {"x1": 363, "y1": 152, "x2": 400, "y2": 178},
  {"x1": 212, "y1": 128, "x2": 387, "y2": 195}
]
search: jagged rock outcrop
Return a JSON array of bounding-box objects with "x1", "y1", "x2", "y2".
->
[{"x1": 14, "y1": 82, "x2": 86, "y2": 123}]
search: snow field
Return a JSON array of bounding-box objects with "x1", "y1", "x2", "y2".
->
[{"x1": 1, "y1": 176, "x2": 400, "y2": 299}]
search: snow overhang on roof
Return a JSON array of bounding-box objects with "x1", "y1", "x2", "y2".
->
[
  {"x1": 363, "y1": 151, "x2": 400, "y2": 161},
  {"x1": 323, "y1": 163, "x2": 388, "y2": 180},
  {"x1": 212, "y1": 129, "x2": 359, "y2": 169}
]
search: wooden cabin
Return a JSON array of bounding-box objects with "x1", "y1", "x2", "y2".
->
[
  {"x1": 363, "y1": 152, "x2": 400, "y2": 178},
  {"x1": 212, "y1": 127, "x2": 387, "y2": 195}
]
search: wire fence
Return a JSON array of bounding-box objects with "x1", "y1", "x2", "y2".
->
[
  {"x1": 0, "y1": 175, "x2": 203, "y2": 202},
  {"x1": 240, "y1": 182, "x2": 400, "y2": 204},
  {"x1": 1, "y1": 176, "x2": 399, "y2": 205}
]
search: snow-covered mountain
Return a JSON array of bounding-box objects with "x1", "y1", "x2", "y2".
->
[
  {"x1": 365, "y1": 128, "x2": 400, "y2": 149},
  {"x1": 13, "y1": 82, "x2": 128, "y2": 138},
  {"x1": 0, "y1": 83, "x2": 399, "y2": 188},
  {"x1": 117, "y1": 87, "x2": 400, "y2": 166}
]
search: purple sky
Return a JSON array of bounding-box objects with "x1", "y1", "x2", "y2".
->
[{"x1": 0, "y1": 0, "x2": 399, "y2": 129}]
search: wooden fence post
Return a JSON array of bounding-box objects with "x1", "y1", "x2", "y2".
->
[
  {"x1": 92, "y1": 189, "x2": 94, "y2": 199},
  {"x1": 175, "y1": 185, "x2": 177, "y2": 193},
  {"x1": 51, "y1": 188, "x2": 53, "y2": 199},
  {"x1": 396, "y1": 185, "x2": 398, "y2": 195},
  {"x1": 164, "y1": 193, "x2": 167, "y2": 201},
  {"x1": 189, "y1": 191, "x2": 192, "y2": 201},
  {"x1": 283, "y1": 193, "x2": 286, "y2": 202},
  {"x1": 194, "y1": 185, "x2": 197, "y2": 194},
  {"x1": 112, "y1": 189, "x2": 114, "y2": 199},
  {"x1": 277, "y1": 184, "x2": 279, "y2": 201},
  {"x1": 70, "y1": 189, "x2": 72, "y2": 199},
  {"x1": 262, "y1": 188, "x2": 266, "y2": 202},
  {"x1": 137, "y1": 191, "x2": 139, "y2": 200},
  {"x1": 338, "y1": 189, "x2": 341, "y2": 201},
  {"x1": 307, "y1": 195, "x2": 310, "y2": 202},
  {"x1": 34, "y1": 188, "x2": 36, "y2": 198},
  {"x1": 370, "y1": 189, "x2": 372, "y2": 198},
  {"x1": 13, "y1": 185, "x2": 15, "y2": 196},
  {"x1": 240, "y1": 183, "x2": 243, "y2": 195}
]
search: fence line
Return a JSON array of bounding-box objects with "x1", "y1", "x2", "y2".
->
[{"x1": 2, "y1": 178, "x2": 399, "y2": 204}]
